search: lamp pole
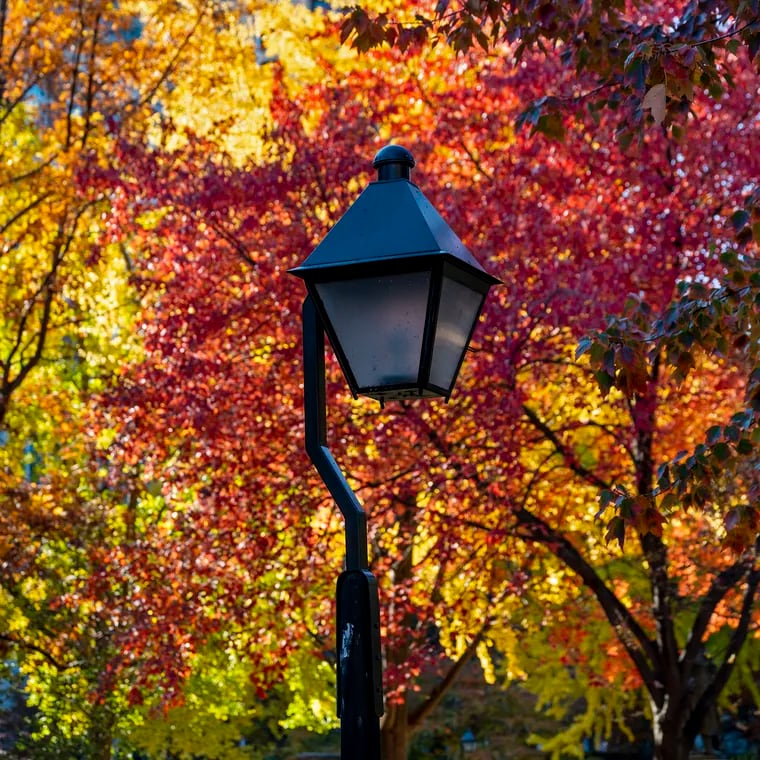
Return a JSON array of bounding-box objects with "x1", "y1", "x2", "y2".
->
[
  {"x1": 302, "y1": 296, "x2": 383, "y2": 759},
  {"x1": 292, "y1": 145, "x2": 499, "y2": 760}
]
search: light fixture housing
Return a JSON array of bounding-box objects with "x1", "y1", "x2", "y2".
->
[
  {"x1": 290, "y1": 145, "x2": 499, "y2": 403},
  {"x1": 460, "y1": 730, "x2": 478, "y2": 752}
]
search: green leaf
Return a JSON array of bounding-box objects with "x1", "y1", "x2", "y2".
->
[
  {"x1": 145, "y1": 479, "x2": 163, "y2": 496},
  {"x1": 618, "y1": 129, "x2": 634, "y2": 152},
  {"x1": 725, "y1": 425, "x2": 741, "y2": 442},
  {"x1": 748, "y1": 32, "x2": 760, "y2": 61},
  {"x1": 602, "y1": 348, "x2": 616, "y2": 375},
  {"x1": 516, "y1": 103, "x2": 542, "y2": 131},
  {"x1": 624, "y1": 57, "x2": 647, "y2": 90},
  {"x1": 589, "y1": 340, "x2": 606, "y2": 366},
  {"x1": 594, "y1": 370, "x2": 614, "y2": 396},
  {"x1": 720, "y1": 249, "x2": 739, "y2": 266},
  {"x1": 678, "y1": 330, "x2": 695, "y2": 348},
  {"x1": 693, "y1": 485, "x2": 710, "y2": 507},
  {"x1": 575, "y1": 337, "x2": 592, "y2": 359},
  {"x1": 713, "y1": 442, "x2": 731, "y2": 461},
  {"x1": 618, "y1": 344, "x2": 635, "y2": 367},
  {"x1": 535, "y1": 112, "x2": 565, "y2": 141},
  {"x1": 605, "y1": 516, "x2": 626, "y2": 548},
  {"x1": 736, "y1": 438, "x2": 753, "y2": 455},
  {"x1": 707, "y1": 81, "x2": 724, "y2": 99}
]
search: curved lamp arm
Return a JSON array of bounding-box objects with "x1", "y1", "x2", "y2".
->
[{"x1": 302, "y1": 296, "x2": 369, "y2": 571}]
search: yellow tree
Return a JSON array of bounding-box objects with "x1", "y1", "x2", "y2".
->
[
  {"x1": 0, "y1": 1, "x2": 393, "y2": 756},
  {"x1": 0, "y1": 1, "x2": 332, "y2": 755}
]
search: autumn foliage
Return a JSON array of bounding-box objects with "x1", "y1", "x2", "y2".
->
[{"x1": 1, "y1": 1, "x2": 760, "y2": 759}]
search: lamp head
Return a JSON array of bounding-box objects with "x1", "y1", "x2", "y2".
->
[{"x1": 290, "y1": 145, "x2": 499, "y2": 403}]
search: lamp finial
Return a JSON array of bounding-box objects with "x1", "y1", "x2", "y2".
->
[{"x1": 373, "y1": 145, "x2": 415, "y2": 181}]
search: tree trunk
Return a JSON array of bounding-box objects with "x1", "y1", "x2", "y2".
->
[
  {"x1": 650, "y1": 695, "x2": 703, "y2": 760},
  {"x1": 381, "y1": 699, "x2": 410, "y2": 760},
  {"x1": 652, "y1": 735, "x2": 690, "y2": 760},
  {"x1": 379, "y1": 487, "x2": 415, "y2": 760},
  {"x1": 89, "y1": 711, "x2": 113, "y2": 760}
]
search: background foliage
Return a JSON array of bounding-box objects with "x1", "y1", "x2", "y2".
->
[{"x1": 1, "y1": 1, "x2": 759, "y2": 759}]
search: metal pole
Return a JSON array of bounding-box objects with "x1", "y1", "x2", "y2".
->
[{"x1": 302, "y1": 297, "x2": 383, "y2": 759}]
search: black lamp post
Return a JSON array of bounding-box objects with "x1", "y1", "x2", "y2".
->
[{"x1": 290, "y1": 145, "x2": 498, "y2": 759}]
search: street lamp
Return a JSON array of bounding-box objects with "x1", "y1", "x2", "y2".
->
[
  {"x1": 461, "y1": 729, "x2": 478, "y2": 754},
  {"x1": 290, "y1": 145, "x2": 498, "y2": 759}
]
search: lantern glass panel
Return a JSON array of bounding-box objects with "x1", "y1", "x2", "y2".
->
[
  {"x1": 429, "y1": 275, "x2": 485, "y2": 391},
  {"x1": 315, "y1": 270, "x2": 431, "y2": 390}
]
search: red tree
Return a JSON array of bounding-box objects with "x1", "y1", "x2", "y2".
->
[{"x1": 87, "y1": 24, "x2": 760, "y2": 757}]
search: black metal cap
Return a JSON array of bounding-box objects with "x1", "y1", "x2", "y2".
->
[{"x1": 373, "y1": 145, "x2": 415, "y2": 181}]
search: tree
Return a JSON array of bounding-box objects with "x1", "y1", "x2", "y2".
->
[
  {"x1": 5, "y1": 1, "x2": 754, "y2": 757},
  {"x1": 0, "y1": 1, "x2": 333, "y2": 756},
  {"x1": 333, "y1": 1, "x2": 760, "y2": 757},
  {"x1": 90, "y1": 9, "x2": 760, "y2": 755},
  {"x1": 342, "y1": 0, "x2": 760, "y2": 147}
]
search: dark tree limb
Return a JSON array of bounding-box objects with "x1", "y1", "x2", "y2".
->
[
  {"x1": 522, "y1": 403, "x2": 612, "y2": 491},
  {"x1": 0, "y1": 632, "x2": 72, "y2": 670},
  {"x1": 514, "y1": 506, "x2": 660, "y2": 689}
]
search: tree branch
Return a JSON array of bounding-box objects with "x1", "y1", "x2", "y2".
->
[
  {"x1": 203, "y1": 216, "x2": 256, "y2": 268},
  {"x1": 686, "y1": 567, "x2": 760, "y2": 737},
  {"x1": 708, "y1": 567, "x2": 760, "y2": 697},
  {"x1": 0, "y1": 154, "x2": 58, "y2": 190},
  {"x1": 522, "y1": 403, "x2": 612, "y2": 491},
  {"x1": 514, "y1": 506, "x2": 660, "y2": 688},
  {"x1": 2, "y1": 201, "x2": 93, "y2": 422},
  {"x1": 0, "y1": 0, "x2": 7, "y2": 102},
  {"x1": 0, "y1": 632, "x2": 72, "y2": 670},
  {"x1": 81, "y1": 7, "x2": 101, "y2": 149},
  {"x1": 682, "y1": 555, "x2": 756, "y2": 668},
  {"x1": 640, "y1": 530, "x2": 679, "y2": 701},
  {"x1": 408, "y1": 625, "x2": 487, "y2": 728},
  {"x1": 135, "y1": 6, "x2": 207, "y2": 112},
  {"x1": 64, "y1": 2, "x2": 87, "y2": 151},
  {"x1": 0, "y1": 192, "x2": 52, "y2": 237},
  {"x1": 691, "y1": 14, "x2": 760, "y2": 49}
]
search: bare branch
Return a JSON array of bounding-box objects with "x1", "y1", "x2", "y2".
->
[
  {"x1": 1, "y1": 201, "x2": 94, "y2": 420},
  {"x1": 205, "y1": 216, "x2": 256, "y2": 268},
  {"x1": 81, "y1": 8, "x2": 101, "y2": 149},
  {"x1": 682, "y1": 555, "x2": 756, "y2": 667},
  {"x1": 64, "y1": 3, "x2": 87, "y2": 151},
  {"x1": 691, "y1": 568, "x2": 760, "y2": 722},
  {"x1": 408, "y1": 625, "x2": 487, "y2": 728},
  {"x1": 0, "y1": 154, "x2": 58, "y2": 190},
  {"x1": 0, "y1": 192, "x2": 52, "y2": 237},
  {"x1": 0, "y1": 74, "x2": 44, "y2": 129},
  {"x1": 0, "y1": 0, "x2": 7, "y2": 101},
  {"x1": 135, "y1": 7, "x2": 207, "y2": 112}
]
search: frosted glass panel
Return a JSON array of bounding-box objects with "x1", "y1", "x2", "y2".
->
[
  {"x1": 429, "y1": 276, "x2": 484, "y2": 391},
  {"x1": 316, "y1": 271, "x2": 431, "y2": 389}
]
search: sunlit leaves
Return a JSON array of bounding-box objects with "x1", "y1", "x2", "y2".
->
[
  {"x1": 3, "y1": 1, "x2": 759, "y2": 757},
  {"x1": 579, "y1": 250, "x2": 760, "y2": 548},
  {"x1": 343, "y1": 1, "x2": 760, "y2": 143}
]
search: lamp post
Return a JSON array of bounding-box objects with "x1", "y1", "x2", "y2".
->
[
  {"x1": 290, "y1": 145, "x2": 498, "y2": 759},
  {"x1": 461, "y1": 729, "x2": 478, "y2": 754}
]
